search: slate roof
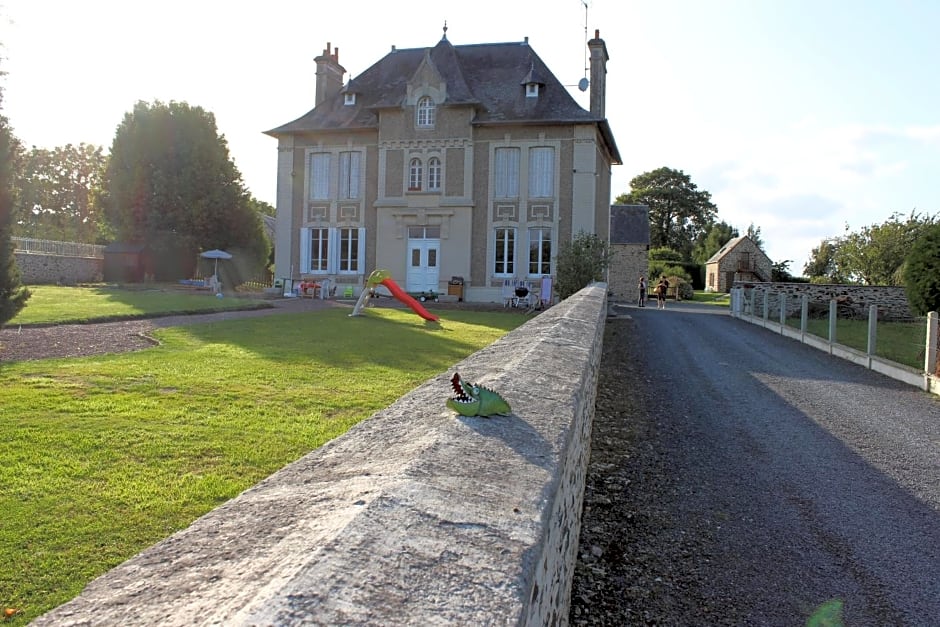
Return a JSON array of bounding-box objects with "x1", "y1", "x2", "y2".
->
[
  {"x1": 266, "y1": 36, "x2": 620, "y2": 162},
  {"x1": 610, "y1": 204, "x2": 650, "y2": 245},
  {"x1": 706, "y1": 235, "x2": 770, "y2": 264}
]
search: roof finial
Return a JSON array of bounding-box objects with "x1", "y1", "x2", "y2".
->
[{"x1": 442, "y1": 20, "x2": 448, "y2": 41}]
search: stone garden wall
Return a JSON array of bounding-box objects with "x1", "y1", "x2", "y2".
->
[
  {"x1": 33, "y1": 284, "x2": 609, "y2": 627},
  {"x1": 738, "y1": 282, "x2": 914, "y2": 320},
  {"x1": 15, "y1": 252, "x2": 103, "y2": 285}
]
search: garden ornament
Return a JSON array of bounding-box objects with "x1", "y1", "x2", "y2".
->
[{"x1": 446, "y1": 372, "x2": 511, "y2": 417}]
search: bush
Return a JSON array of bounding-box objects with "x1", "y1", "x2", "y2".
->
[
  {"x1": 555, "y1": 231, "x2": 611, "y2": 300},
  {"x1": 903, "y1": 224, "x2": 940, "y2": 315}
]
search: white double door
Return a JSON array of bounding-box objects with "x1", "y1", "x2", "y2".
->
[{"x1": 405, "y1": 238, "x2": 440, "y2": 293}]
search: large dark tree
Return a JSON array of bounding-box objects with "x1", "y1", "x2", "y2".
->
[
  {"x1": 15, "y1": 143, "x2": 106, "y2": 243},
  {"x1": 101, "y1": 100, "x2": 268, "y2": 281},
  {"x1": 902, "y1": 223, "x2": 940, "y2": 316},
  {"x1": 0, "y1": 79, "x2": 30, "y2": 326},
  {"x1": 692, "y1": 220, "x2": 738, "y2": 265},
  {"x1": 617, "y1": 167, "x2": 717, "y2": 261}
]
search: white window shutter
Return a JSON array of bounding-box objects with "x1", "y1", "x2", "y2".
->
[
  {"x1": 357, "y1": 227, "x2": 366, "y2": 275},
  {"x1": 350, "y1": 153, "x2": 361, "y2": 199},
  {"x1": 327, "y1": 227, "x2": 338, "y2": 274},
  {"x1": 299, "y1": 228, "x2": 311, "y2": 273}
]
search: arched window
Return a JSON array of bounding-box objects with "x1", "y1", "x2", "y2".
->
[
  {"x1": 427, "y1": 157, "x2": 442, "y2": 191},
  {"x1": 416, "y1": 96, "x2": 436, "y2": 128},
  {"x1": 409, "y1": 158, "x2": 423, "y2": 191}
]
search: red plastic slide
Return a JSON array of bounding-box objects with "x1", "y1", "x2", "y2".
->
[{"x1": 380, "y1": 278, "x2": 439, "y2": 322}]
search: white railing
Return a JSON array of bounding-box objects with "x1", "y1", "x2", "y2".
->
[{"x1": 12, "y1": 237, "x2": 105, "y2": 259}]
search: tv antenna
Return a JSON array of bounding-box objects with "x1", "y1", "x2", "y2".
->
[{"x1": 578, "y1": 0, "x2": 590, "y2": 91}]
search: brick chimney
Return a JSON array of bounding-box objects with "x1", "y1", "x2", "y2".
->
[
  {"x1": 587, "y1": 29, "x2": 608, "y2": 119},
  {"x1": 315, "y1": 42, "x2": 346, "y2": 107}
]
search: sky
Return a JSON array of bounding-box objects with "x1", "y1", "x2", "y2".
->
[{"x1": 1, "y1": 0, "x2": 938, "y2": 272}]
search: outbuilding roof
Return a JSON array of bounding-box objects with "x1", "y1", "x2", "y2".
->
[{"x1": 610, "y1": 204, "x2": 650, "y2": 245}]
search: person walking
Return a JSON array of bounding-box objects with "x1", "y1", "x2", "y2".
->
[
  {"x1": 655, "y1": 278, "x2": 667, "y2": 309},
  {"x1": 637, "y1": 275, "x2": 647, "y2": 307}
]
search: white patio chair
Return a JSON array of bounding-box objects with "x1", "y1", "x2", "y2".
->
[{"x1": 501, "y1": 278, "x2": 515, "y2": 307}]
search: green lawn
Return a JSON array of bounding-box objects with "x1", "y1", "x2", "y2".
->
[
  {"x1": 10, "y1": 285, "x2": 270, "y2": 325},
  {"x1": 796, "y1": 317, "x2": 927, "y2": 369},
  {"x1": 0, "y1": 304, "x2": 523, "y2": 623},
  {"x1": 692, "y1": 290, "x2": 731, "y2": 306}
]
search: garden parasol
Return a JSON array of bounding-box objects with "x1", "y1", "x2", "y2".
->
[{"x1": 200, "y1": 249, "x2": 233, "y2": 277}]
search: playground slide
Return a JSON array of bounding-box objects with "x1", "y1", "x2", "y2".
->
[{"x1": 380, "y1": 278, "x2": 439, "y2": 322}]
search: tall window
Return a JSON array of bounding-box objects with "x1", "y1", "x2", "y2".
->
[
  {"x1": 528, "y1": 227, "x2": 552, "y2": 276},
  {"x1": 409, "y1": 158, "x2": 423, "y2": 191},
  {"x1": 308, "y1": 228, "x2": 329, "y2": 272},
  {"x1": 427, "y1": 157, "x2": 442, "y2": 191},
  {"x1": 494, "y1": 228, "x2": 516, "y2": 276},
  {"x1": 416, "y1": 96, "x2": 436, "y2": 127},
  {"x1": 528, "y1": 147, "x2": 554, "y2": 197},
  {"x1": 310, "y1": 153, "x2": 331, "y2": 199},
  {"x1": 339, "y1": 151, "x2": 360, "y2": 199},
  {"x1": 494, "y1": 148, "x2": 520, "y2": 198},
  {"x1": 339, "y1": 228, "x2": 360, "y2": 273}
]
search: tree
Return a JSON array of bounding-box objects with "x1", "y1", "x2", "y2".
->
[
  {"x1": 903, "y1": 223, "x2": 940, "y2": 316},
  {"x1": 834, "y1": 211, "x2": 936, "y2": 285},
  {"x1": 617, "y1": 167, "x2": 717, "y2": 261},
  {"x1": 770, "y1": 259, "x2": 796, "y2": 282},
  {"x1": 745, "y1": 223, "x2": 764, "y2": 249},
  {"x1": 692, "y1": 221, "x2": 738, "y2": 265},
  {"x1": 101, "y1": 100, "x2": 268, "y2": 280},
  {"x1": 804, "y1": 238, "x2": 842, "y2": 283},
  {"x1": 247, "y1": 197, "x2": 275, "y2": 218},
  {"x1": 15, "y1": 143, "x2": 106, "y2": 243},
  {"x1": 554, "y1": 231, "x2": 610, "y2": 300},
  {"x1": 0, "y1": 78, "x2": 30, "y2": 326}
]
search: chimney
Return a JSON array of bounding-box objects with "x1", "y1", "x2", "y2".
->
[
  {"x1": 587, "y1": 29, "x2": 608, "y2": 118},
  {"x1": 314, "y1": 42, "x2": 346, "y2": 107}
]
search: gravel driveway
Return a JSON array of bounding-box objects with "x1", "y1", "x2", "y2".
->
[{"x1": 571, "y1": 301, "x2": 940, "y2": 625}]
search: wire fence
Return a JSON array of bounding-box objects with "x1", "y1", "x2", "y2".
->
[{"x1": 13, "y1": 237, "x2": 105, "y2": 259}]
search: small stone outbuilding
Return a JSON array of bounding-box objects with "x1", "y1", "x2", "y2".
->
[
  {"x1": 608, "y1": 204, "x2": 650, "y2": 301},
  {"x1": 705, "y1": 235, "x2": 772, "y2": 293}
]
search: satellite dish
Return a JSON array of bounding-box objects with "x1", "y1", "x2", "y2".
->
[{"x1": 578, "y1": 77, "x2": 589, "y2": 92}]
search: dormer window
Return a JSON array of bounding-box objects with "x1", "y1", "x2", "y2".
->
[
  {"x1": 521, "y1": 64, "x2": 545, "y2": 100},
  {"x1": 416, "y1": 96, "x2": 436, "y2": 128},
  {"x1": 344, "y1": 92, "x2": 356, "y2": 106}
]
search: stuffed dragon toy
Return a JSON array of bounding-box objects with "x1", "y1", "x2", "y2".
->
[{"x1": 446, "y1": 372, "x2": 512, "y2": 417}]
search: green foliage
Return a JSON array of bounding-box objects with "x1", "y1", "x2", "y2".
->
[
  {"x1": 648, "y1": 247, "x2": 701, "y2": 288},
  {"x1": 0, "y1": 84, "x2": 30, "y2": 326},
  {"x1": 14, "y1": 143, "x2": 107, "y2": 243},
  {"x1": 101, "y1": 100, "x2": 269, "y2": 280},
  {"x1": 804, "y1": 239, "x2": 843, "y2": 283},
  {"x1": 555, "y1": 231, "x2": 610, "y2": 300},
  {"x1": 649, "y1": 246, "x2": 683, "y2": 262},
  {"x1": 834, "y1": 211, "x2": 936, "y2": 285},
  {"x1": 692, "y1": 220, "x2": 738, "y2": 265},
  {"x1": 745, "y1": 223, "x2": 764, "y2": 249},
  {"x1": 903, "y1": 223, "x2": 940, "y2": 315},
  {"x1": 617, "y1": 166, "x2": 717, "y2": 261},
  {"x1": 771, "y1": 259, "x2": 798, "y2": 282}
]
